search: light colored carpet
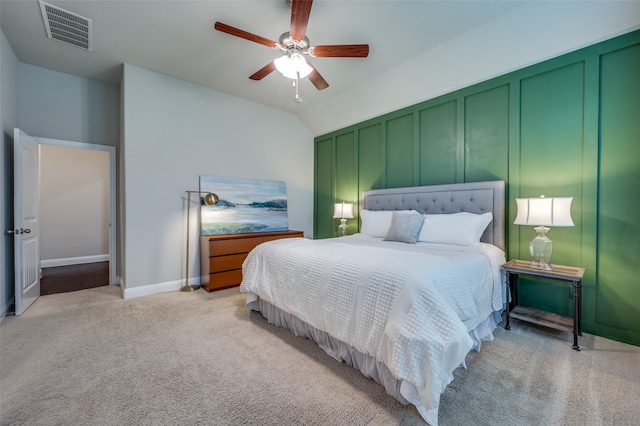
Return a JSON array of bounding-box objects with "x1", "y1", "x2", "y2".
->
[{"x1": 1, "y1": 286, "x2": 639, "y2": 426}]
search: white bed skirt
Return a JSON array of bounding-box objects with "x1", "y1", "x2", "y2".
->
[{"x1": 248, "y1": 297, "x2": 503, "y2": 425}]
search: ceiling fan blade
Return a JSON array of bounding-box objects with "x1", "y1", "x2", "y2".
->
[
  {"x1": 214, "y1": 22, "x2": 277, "y2": 48},
  {"x1": 290, "y1": 0, "x2": 313, "y2": 41},
  {"x1": 249, "y1": 62, "x2": 276, "y2": 81},
  {"x1": 311, "y1": 44, "x2": 369, "y2": 58},
  {"x1": 307, "y1": 62, "x2": 329, "y2": 90}
]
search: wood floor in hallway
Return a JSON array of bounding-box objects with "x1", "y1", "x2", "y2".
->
[{"x1": 40, "y1": 262, "x2": 109, "y2": 295}]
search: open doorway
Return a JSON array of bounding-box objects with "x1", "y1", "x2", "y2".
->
[{"x1": 37, "y1": 137, "x2": 117, "y2": 293}]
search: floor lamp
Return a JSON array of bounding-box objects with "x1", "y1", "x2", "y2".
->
[{"x1": 183, "y1": 190, "x2": 219, "y2": 292}]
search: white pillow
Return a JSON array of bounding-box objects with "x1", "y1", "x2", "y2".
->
[
  {"x1": 418, "y1": 212, "x2": 493, "y2": 245},
  {"x1": 360, "y1": 209, "x2": 419, "y2": 238}
]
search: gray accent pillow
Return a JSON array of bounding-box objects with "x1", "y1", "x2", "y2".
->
[{"x1": 383, "y1": 212, "x2": 424, "y2": 244}]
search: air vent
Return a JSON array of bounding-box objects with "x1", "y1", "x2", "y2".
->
[{"x1": 39, "y1": 1, "x2": 92, "y2": 50}]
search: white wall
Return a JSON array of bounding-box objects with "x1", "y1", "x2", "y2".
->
[
  {"x1": 18, "y1": 63, "x2": 119, "y2": 146},
  {"x1": 39, "y1": 145, "x2": 109, "y2": 265},
  {"x1": 300, "y1": 1, "x2": 640, "y2": 136},
  {"x1": 122, "y1": 64, "x2": 313, "y2": 293},
  {"x1": 1, "y1": 30, "x2": 19, "y2": 318}
]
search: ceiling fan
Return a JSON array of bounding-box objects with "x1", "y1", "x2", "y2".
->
[{"x1": 214, "y1": 0, "x2": 369, "y2": 103}]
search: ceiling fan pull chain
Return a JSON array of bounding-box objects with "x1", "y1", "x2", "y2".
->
[{"x1": 295, "y1": 72, "x2": 303, "y2": 104}]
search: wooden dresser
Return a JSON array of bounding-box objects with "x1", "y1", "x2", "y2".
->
[{"x1": 199, "y1": 230, "x2": 304, "y2": 292}]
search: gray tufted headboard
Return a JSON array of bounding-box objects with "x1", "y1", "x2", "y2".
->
[{"x1": 361, "y1": 180, "x2": 505, "y2": 250}]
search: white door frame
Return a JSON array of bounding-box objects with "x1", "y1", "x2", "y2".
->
[{"x1": 36, "y1": 137, "x2": 118, "y2": 286}]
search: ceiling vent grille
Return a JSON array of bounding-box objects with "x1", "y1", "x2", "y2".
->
[{"x1": 39, "y1": 1, "x2": 92, "y2": 50}]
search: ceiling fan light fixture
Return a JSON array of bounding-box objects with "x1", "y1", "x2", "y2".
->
[{"x1": 274, "y1": 53, "x2": 312, "y2": 80}]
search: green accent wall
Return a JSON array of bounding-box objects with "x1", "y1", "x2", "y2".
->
[{"x1": 314, "y1": 30, "x2": 640, "y2": 347}]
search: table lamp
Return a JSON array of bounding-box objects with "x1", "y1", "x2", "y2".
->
[
  {"x1": 514, "y1": 195, "x2": 574, "y2": 270},
  {"x1": 333, "y1": 202, "x2": 354, "y2": 237}
]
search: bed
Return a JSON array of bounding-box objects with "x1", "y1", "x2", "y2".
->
[{"x1": 239, "y1": 180, "x2": 506, "y2": 425}]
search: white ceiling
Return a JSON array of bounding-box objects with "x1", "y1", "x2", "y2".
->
[{"x1": 1, "y1": 0, "x2": 528, "y2": 115}]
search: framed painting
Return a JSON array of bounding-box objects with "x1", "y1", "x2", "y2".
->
[{"x1": 199, "y1": 175, "x2": 289, "y2": 235}]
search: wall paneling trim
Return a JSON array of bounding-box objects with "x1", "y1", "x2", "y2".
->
[{"x1": 314, "y1": 30, "x2": 640, "y2": 346}]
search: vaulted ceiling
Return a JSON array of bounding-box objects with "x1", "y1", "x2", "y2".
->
[
  {"x1": 1, "y1": 0, "x2": 526, "y2": 113},
  {"x1": 2, "y1": 1, "x2": 639, "y2": 136}
]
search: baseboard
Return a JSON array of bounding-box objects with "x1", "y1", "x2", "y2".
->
[
  {"x1": 41, "y1": 254, "x2": 109, "y2": 268},
  {"x1": 122, "y1": 277, "x2": 200, "y2": 299},
  {"x1": 0, "y1": 296, "x2": 15, "y2": 322}
]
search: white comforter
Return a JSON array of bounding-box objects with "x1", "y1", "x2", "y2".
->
[{"x1": 240, "y1": 234, "x2": 506, "y2": 425}]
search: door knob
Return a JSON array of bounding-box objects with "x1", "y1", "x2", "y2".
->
[{"x1": 5, "y1": 228, "x2": 31, "y2": 235}]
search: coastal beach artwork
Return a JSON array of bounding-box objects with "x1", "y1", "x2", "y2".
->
[{"x1": 199, "y1": 175, "x2": 289, "y2": 235}]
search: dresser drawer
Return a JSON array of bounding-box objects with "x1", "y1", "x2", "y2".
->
[
  {"x1": 208, "y1": 236, "x2": 263, "y2": 256},
  {"x1": 262, "y1": 233, "x2": 301, "y2": 243},
  {"x1": 208, "y1": 269, "x2": 243, "y2": 289},
  {"x1": 209, "y1": 253, "x2": 247, "y2": 273}
]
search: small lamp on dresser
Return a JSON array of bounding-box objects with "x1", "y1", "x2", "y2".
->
[
  {"x1": 333, "y1": 202, "x2": 354, "y2": 237},
  {"x1": 183, "y1": 190, "x2": 219, "y2": 292},
  {"x1": 514, "y1": 195, "x2": 574, "y2": 270}
]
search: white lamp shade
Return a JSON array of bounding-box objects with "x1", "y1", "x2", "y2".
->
[
  {"x1": 274, "y1": 53, "x2": 313, "y2": 79},
  {"x1": 514, "y1": 196, "x2": 574, "y2": 227},
  {"x1": 333, "y1": 202, "x2": 354, "y2": 219}
]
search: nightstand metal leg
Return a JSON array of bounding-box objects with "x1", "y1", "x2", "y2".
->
[
  {"x1": 577, "y1": 280, "x2": 583, "y2": 336},
  {"x1": 504, "y1": 272, "x2": 511, "y2": 330},
  {"x1": 572, "y1": 279, "x2": 581, "y2": 351}
]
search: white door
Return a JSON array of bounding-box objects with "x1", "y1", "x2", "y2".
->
[{"x1": 13, "y1": 129, "x2": 41, "y2": 315}]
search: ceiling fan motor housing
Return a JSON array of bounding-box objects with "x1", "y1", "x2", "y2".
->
[{"x1": 278, "y1": 32, "x2": 311, "y2": 56}]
